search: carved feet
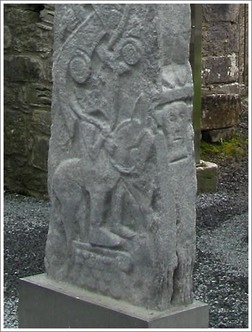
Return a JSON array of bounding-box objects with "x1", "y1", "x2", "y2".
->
[
  {"x1": 89, "y1": 225, "x2": 135, "y2": 248},
  {"x1": 89, "y1": 226, "x2": 125, "y2": 248}
]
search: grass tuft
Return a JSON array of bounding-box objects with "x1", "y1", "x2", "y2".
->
[{"x1": 200, "y1": 135, "x2": 248, "y2": 161}]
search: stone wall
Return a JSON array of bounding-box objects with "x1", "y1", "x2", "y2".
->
[
  {"x1": 4, "y1": 4, "x2": 248, "y2": 198},
  {"x1": 238, "y1": 4, "x2": 248, "y2": 86},
  {"x1": 4, "y1": 4, "x2": 54, "y2": 198},
  {"x1": 201, "y1": 4, "x2": 248, "y2": 142}
]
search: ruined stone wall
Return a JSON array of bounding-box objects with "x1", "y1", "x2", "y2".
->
[
  {"x1": 201, "y1": 4, "x2": 248, "y2": 142},
  {"x1": 4, "y1": 4, "x2": 248, "y2": 198},
  {"x1": 4, "y1": 4, "x2": 54, "y2": 198}
]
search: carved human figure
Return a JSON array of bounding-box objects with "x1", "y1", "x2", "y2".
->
[
  {"x1": 51, "y1": 4, "x2": 150, "y2": 250},
  {"x1": 52, "y1": 92, "x2": 155, "y2": 250},
  {"x1": 151, "y1": 97, "x2": 195, "y2": 306},
  {"x1": 109, "y1": 113, "x2": 156, "y2": 232}
]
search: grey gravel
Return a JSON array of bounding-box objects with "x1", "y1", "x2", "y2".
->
[
  {"x1": 4, "y1": 297, "x2": 19, "y2": 329},
  {"x1": 197, "y1": 213, "x2": 248, "y2": 277}
]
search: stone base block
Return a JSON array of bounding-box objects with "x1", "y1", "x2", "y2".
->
[
  {"x1": 197, "y1": 160, "x2": 218, "y2": 193},
  {"x1": 201, "y1": 93, "x2": 241, "y2": 130},
  {"x1": 19, "y1": 274, "x2": 209, "y2": 328},
  {"x1": 202, "y1": 127, "x2": 236, "y2": 143}
]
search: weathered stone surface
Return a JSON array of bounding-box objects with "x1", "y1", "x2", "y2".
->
[
  {"x1": 45, "y1": 4, "x2": 196, "y2": 311},
  {"x1": 238, "y1": 5, "x2": 248, "y2": 86},
  {"x1": 4, "y1": 55, "x2": 45, "y2": 82},
  {"x1": 4, "y1": 82, "x2": 28, "y2": 110},
  {"x1": 202, "y1": 4, "x2": 240, "y2": 23},
  {"x1": 196, "y1": 161, "x2": 218, "y2": 193},
  {"x1": 202, "y1": 127, "x2": 236, "y2": 143},
  {"x1": 27, "y1": 84, "x2": 52, "y2": 107},
  {"x1": 4, "y1": 160, "x2": 48, "y2": 199},
  {"x1": 200, "y1": 4, "x2": 246, "y2": 137},
  {"x1": 31, "y1": 136, "x2": 49, "y2": 171},
  {"x1": 4, "y1": 108, "x2": 48, "y2": 198},
  {"x1": 4, "y1": 110, "x2": 30, "y2": 157},
  {"x1": 4, "y1": 25, "x2": 12, "y2": 49},
  {"x1": 4, "y1": 5, "x2": 41, "y2": 27},
  {"x1": 202, "y1": 55, "x2": 239, "y2": 85},
  {"x1": 201, "y1": 83, "x2": 243, "y2": 96},
  {"x1": 31, "y1": 110, "x2": 51, "y2": 136},
  {"x1": 4, "y1": 4, "x2": 53, "y2": 198},
  {"x1": 201, "y1": 23, "x2": 239, "y2": 57},
  {"x1": 201, "y1": 93, "x2": 241, "y2": 130},
  {"x1": 4, "y1": 5, "x2": 53, "y2": 52}
]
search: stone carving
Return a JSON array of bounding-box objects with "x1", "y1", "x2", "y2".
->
[{"x1": 45, "y1": 4, "x2": 196, "y2": 311}]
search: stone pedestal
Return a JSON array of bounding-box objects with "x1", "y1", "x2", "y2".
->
[
  {"x1": 19, "y1": 274, "x2": 209, "y2": 328},
  {"x1": 196, "y1": 160, "x2": 218, "y2": 193}
]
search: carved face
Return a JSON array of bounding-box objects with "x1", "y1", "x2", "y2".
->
[
  {"x1": 165, "y1": 102, "x2": 191, "y2": 162},
  {"x1": 154, "y1": 101, "x2": 191, "y2": 162},
  {"x1": 166, "y1": 104, "x2": 188, "y2": 145}
]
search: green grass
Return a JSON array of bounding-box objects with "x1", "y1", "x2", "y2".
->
[{"x1": 200, "y1": 135, "x2": 248, "y2": 161}]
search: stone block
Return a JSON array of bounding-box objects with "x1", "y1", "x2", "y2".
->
[
  {"x1": 4, "y1": 109, "x2": 30, "y2": 156},
  {"x1": 24, "y1": 169, "x2": 48, "y2": 198},
  {"x1": 4, "y1": 5, "x2": 41, "y2": 24},
  {"x1": 31, "y1": 109, "x2": 51, "y2": 136},
  {"x1": 202, "y1": 23, "x2": 239, "y2": 57},
  {"x1": 25, "y1": 25, "x2": 53, "y2": 53},
  {"x1": 31, "y1": 136, "x2": 49, "y2": 171},
  {"x1": 4, "y1": 82, "x2": 28, "y2": 111},
  {"x1": 39, "y1": 4, "x2": 55, "y2": 27},
  {"x1": 202, "y1": 55, "x2": 239, "y2": 85},
  {"x1": 196, "y1": 160, "x2": 218, "y2": 193},
  {"x1": 4, "y1": 162, "x2": 27, "y2": 194},
  {"x1": 4, "y1": 161, "x2": 48, "y2": 198},
  {"x1": 202, "y1": 127, "x2": 236, "y2": 143},
  {"x1": 4, "y1": 5, "x2": 53, "y2": 54},
  {"x1": 27, "y1": 83, "x2": 52, "y2": 107},
  {"x1": 202, "y1": 4, "x2": 240, "y2": 23},
  {"x1": 4, "y1": 25, "x2": 12, "y2": 49},
  {"x1": 201, "y1": 82, "x2": 243, "y2": 95},
  {"x1": 19, "y1": 274, "x2": 209, "y2": 328},
  {"x1": 4, "y1": 55, "x2": 45, "y2": 82},
  {"x1": 201, "y1": 93, "x2": 241, "y2": 130}
]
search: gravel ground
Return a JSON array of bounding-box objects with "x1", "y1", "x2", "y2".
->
[{"x1": 3, "y1": 104, "x2": 249, "y2": 329}]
